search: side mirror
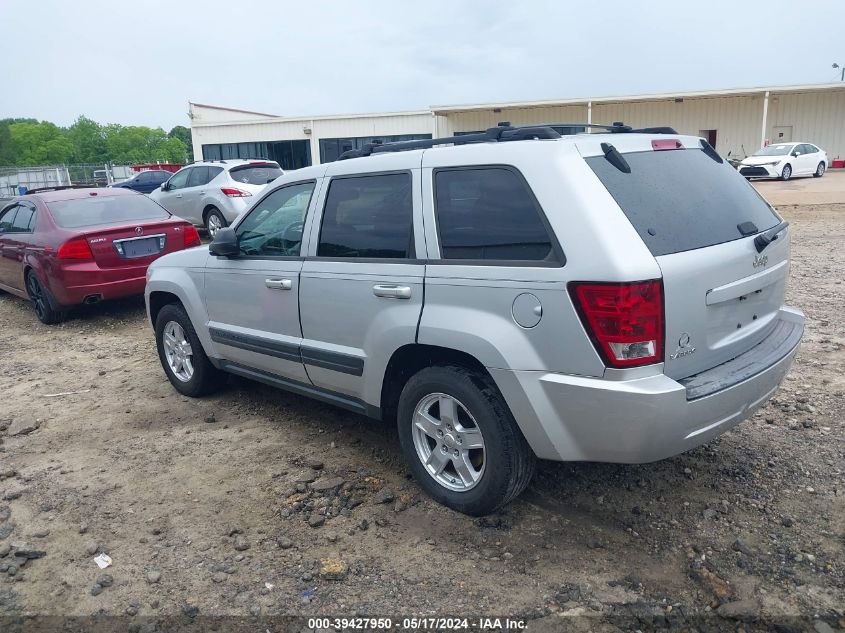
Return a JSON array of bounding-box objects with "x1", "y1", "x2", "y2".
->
[
  {"x1": 161, "y1": 182, "x2": 169, "y2": 191},
  {"x1": 209, "y1": 227, "x2": 239, "y2": 257},
  {"x1": 791, "y1": 151, "x2": 799, "y2": 157}
]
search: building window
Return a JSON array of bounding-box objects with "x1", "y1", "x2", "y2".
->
[
  {"x1": 201, "y1": 140, "x2": 311, "y2": 170},
  {"x1": 318, "y1": 134, "x2": 432, "y2": 163}
]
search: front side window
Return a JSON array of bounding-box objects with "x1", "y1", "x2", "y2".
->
[
  {"x1": 317, "y1": 173, "x2": 413, "y2": 259},
  {"x1": 434, "y1": 167, "x2": 557, "y2": 262},
  {"x1": 167, "y1": 169, "x2": 191, "y2": 190},
  {"x1": 235, "y1": 182, "x2": 315, "y2": 257}
]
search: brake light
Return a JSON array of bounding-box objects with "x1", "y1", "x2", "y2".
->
[
  {"x1": 569, "y1": 280, "x2": 664, "y2": 368},
  {"x1": 57, "y1": 237, "x2": 94, "y2": 260},
  {"x1": 651, "y1": 139, "x2": 683, "y2": 151},
  {"x1": 220, "y1": 187, "x2": 251, "y2": 198},
  {"x1": 183, "y1": 225, "x2": 201, "y2": 248}
]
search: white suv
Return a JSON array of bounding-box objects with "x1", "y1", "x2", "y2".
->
[{"x1": 150, "y1": 160, "x2": 283, "y2": 236}]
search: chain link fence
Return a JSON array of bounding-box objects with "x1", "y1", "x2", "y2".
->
[{"x1": 0, "y1": 163, "x2": 138, "y2": 199}]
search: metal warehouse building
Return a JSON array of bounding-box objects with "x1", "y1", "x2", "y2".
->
[{"x1": 189, "y1": 82, "x2": 845, "y2": 169}]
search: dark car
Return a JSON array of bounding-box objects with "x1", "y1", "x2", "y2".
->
[
  {"x1": 0, "y1": 187, "x2": 201, "y2": 324},
  {"x1": 110, "y1": 170, "x2": 172, "y2": 194}
]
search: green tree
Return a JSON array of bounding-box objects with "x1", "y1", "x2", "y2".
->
[
  {"x1": 168, "y1": 125, "x2": 193, "y2": 162},
  {"x1": 9, "y1": 121, "x2": 74, "y2": 165},
  {"x1": 67, "y1": 115, "x2": 107, "y2": 164}
]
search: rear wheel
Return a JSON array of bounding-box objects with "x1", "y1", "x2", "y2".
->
[
  {"x1": 397, "y1": 365, "x2": 535, "y2": 516},
  {"x1": 780, "y1": 164, "x2": 792, "y2": 181},
  {"x1": 155, "y1": 303, "x2": 225, "y2": 397},
  {"x1": 814, "y1": 162, "x2": 826, "y2": 178},
  {"x1": 25, "y1": 271, "x2": 67, "y2": 324},
  {"x1": 205, "y1": 208, "x2": 227, "y2": 238}
]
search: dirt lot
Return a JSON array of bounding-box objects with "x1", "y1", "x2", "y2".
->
[{"x1": 0, "y1": 203, "x2": 843, "y2": 631}]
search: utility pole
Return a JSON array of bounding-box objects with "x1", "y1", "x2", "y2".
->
[{"x1": 834, "y1": 63, "x2": 844, "y2": 81}]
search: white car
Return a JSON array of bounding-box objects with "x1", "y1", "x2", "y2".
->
[
  {"x1": 738, "y1": 142, "x2": 827, "y2": 181},
  {"x1": 150, "y1": 160, "x2": 283, "y2": 236}
]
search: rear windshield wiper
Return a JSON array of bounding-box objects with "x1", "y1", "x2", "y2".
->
[
  {"x1": 600, "y1": 142, "x2": 630, "y2": 173},
  {"x1": 754, "y1": 220, "x2": 789, "y2": 253}
]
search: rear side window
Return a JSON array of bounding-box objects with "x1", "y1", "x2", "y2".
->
[
  {"x1": 0, "y1": 205, "x2": 18, "y2": 232},
  {"x1": 229, "y1": 163, "x2": 283, "y2": 185},
  {"x1": 11, "y1": 204, "x2": 34, "y2": 232},
  {"x1": 47, "y1": 195, "x2": 170, "y2": 228},
  {"x1": 207, "y1": 167, "x2": 224, "y2": 181},
  {"x1": 586, "y1": 148, "x2": 780, "y2": 257},
  {"x1": 434, "y1": 167, "x2": 557, "y2": 262},
  {"x1": 318, "y1": 173, "x2": 413, "y2": 259},
  {"x1": 187, "y1": 166, "x2": 209, "y2": 187}
]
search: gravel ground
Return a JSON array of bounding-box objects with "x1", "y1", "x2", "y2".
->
[{"x1": 0, "y1": 203, "x2": 842, "y2": 632}]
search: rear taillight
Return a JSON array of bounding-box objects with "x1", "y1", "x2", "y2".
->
[
  {"x1": 183, "y1": 225, "x2": 201, "y2": 248},
  {"x1": 569, "y1": 280, "x2": 664, "y2": 368},
  {"x1": 220, "y1": 187, "x2": 251, "y2": 198},
  {"x1": 57, "y1": 237, "x2": 94, "y2": 260}
]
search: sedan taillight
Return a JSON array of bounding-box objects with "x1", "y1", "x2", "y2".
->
[
  {"x1": 569, "y1": 280, "x2": 664, "y2": 368},
  {"x1": 57, "y1": 237, "x2": 94, "y2": 261},
  {"x1": 220, "y1": 187, "x2": 251, "y2": 198},
  {"x1": 183, "y1": 225, "x2": 201, "y2": 248}
]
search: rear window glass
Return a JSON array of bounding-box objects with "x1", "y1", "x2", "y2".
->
[
  {"x1": 47, "y1": 194, "x2": 170, "y2": 228},
  {"x1": 586, "y1": 149, "x2": 780, "y2": 256},
  {"x1": 229, "y1": 164, "x2": 282, "y2": 185}
]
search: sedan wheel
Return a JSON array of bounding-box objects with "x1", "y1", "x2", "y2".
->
[
  {"x1": 205, "y1": 209, "x2": 226, "y2": 238},
  {"x1": 25, "y1": 272, "x2": 67, "y2": 324},
  {"x1": 780, "y1": 164, "x2": 792, "y2": 181},
  {"x1": 814, "y1": 162, "x2": 826, "y2": 178},
  {"x1": 162, "y1": 320, "x2": 194, "y2": 382}
]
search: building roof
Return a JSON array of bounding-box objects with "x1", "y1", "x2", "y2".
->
[
  {"x1": 430, "y1": 82, "x2": 845, "y2": 113},
  {"x1": 189, "y1": 102, "x2": 281, "y2": 118}
]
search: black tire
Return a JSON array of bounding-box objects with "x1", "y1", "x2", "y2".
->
[
  {"x1": 204, "y1": 207, "x2": 227, "y2": 238},
  {"x1": 397, "y1": 365, "x2": 535, "y2": 516},
  {"x1": 25, "y1": 271, "x2": 67, "y2": 324},
  {"x1": 780, "y1": 164, "x2": 792, "y2": 181},
  {"x1": 814, "y1": 162, "x2": 826, "y2": 178},
  {"x1": 155, "y1": 303, "x2": 226, "y2": 397}
]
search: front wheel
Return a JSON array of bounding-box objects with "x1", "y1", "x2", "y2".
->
[
  {"x1": 814, "y1": 162, "x2": 826, "y2": 178},
  {"x1": 205, "y1": 208, "x2": 227, "y2": 238},
  {"x1": 26, "y1": 272, "x2": 67, "y2": 324},
  {"x1": 780, "y1": 164, "x2": 792, "y2": 181},
  {"x1": 155, "y1": 303, "x2": 226, "y2": 397},
  {"x1": 397, "y1": 365, "x2": 535, "y2": 516}
]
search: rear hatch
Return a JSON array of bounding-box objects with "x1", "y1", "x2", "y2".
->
[
  {"x1": 580, "y1": 135, "x2": 788, "y2": 379},
  {"x1": 47, "y1": 193, "x2": 193, "y2": 268}
]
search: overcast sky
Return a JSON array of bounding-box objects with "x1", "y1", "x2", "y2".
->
[{"x1": 1, "y1": 0, "x2": 843, "y2": 130}]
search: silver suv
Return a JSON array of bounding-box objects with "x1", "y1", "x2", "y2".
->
[
  {"x1": 145, "y1": 123, "x2": 804, "y2": 516},
  {"x1": 149, "y1": 159, "x2": 283, "y2": 237}
]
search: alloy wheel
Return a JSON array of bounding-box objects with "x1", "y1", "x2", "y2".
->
[
  {"x1": 207, "y1": 213, "x2": 223, "y2": 237},
  {"x1": 817, "y1": 163, "x2": 825, "y2": 177},
  {"x1": 411, "y1": 393, "x2": 486, "y2": 492},
  {"x1": 162, "y1": 320, "x2": 194, "y2": 382},
  {"x1": 26, "y1": 275, "x2": 47, "y2": 321}
]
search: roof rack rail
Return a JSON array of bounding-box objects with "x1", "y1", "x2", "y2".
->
[
  {"x1": 21, "y1": 185, "x2": 101, "y2": 194},
  {"x1": 337, "y1": 121, "x2": 677, "y2": 160}
]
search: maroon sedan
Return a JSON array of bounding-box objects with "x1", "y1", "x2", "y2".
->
[{"x1": 0, "y1": 187, "x2": 201, "y2": 324}]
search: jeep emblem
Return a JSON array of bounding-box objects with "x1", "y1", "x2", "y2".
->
[{"x1": 753, "y1": 254, "x2": 768, "y2": 269}]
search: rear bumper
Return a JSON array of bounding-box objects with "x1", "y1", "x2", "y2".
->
[
  {"x1": 48, "y1": 262, "x2": 149, "y2": 306},
  {"x1": 494, "y1": 307, "x2": 804, "y2": 463}
]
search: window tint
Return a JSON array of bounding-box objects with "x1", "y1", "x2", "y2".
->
[
  {"x1": 207, "y1": 167, "x2": 223, "y2": 181},
  {"x1": 10, "y1": 204, "x2": 34, "y2": 232},
  {"x1": 318, "y1": 173, "x2": 413, "y2": 259},
  {"x1": 137, "y1": 172, "x2": 153, "y2": 183},
  {"x1": 807, "y1": 145, "x2": 819, "y2": 153},
  {"x1": 236, "y1": 182, "x2": 315, "y2": 257},
  {"x1": 434, "y1": 168, "x2": 556, "y2": 261},
  {"x1": 0, "y1": 205, "x2": 18, "y2": 232},
  {"x1": 586, "y1": 148, "x2": 780, "y2": 256},
  {"x1": 187, "y1": 166, "x2": 209, "y2": 187},
  {"x1": 167, "y1": 169, "x2": 190, "y2": 190},
  {"x1": 48, "y1": 195, "x2": 170, "y2": 229},
  {"x1": 229, "y1": 163, "x2": 283, "y2": 185}
]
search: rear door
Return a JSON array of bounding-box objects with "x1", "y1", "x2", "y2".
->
[
  {"x1": 204, "y1": 180, "x2": 318, "y2": 383},
  {"x1": 157, "y1": 168, "x2": 193, "y2": 220},
  {"x1": 181, "y1": 166, "x2": 210, "y2": 218},
  {"x1": 797, "y1": 144, "x2": 816, "y2": 175},
  {"x1": 582, "y1": 137, "x2": 787, "y2": 379},
  {"x1": 298, "y1": 161, "x2": 423, "y2": 403},
  {"x1": 0, "y1": 204, "x2": 21, "y2": 289},
  {"x1": 2, "y1": 202, "x2": 37, "y2": 291}
]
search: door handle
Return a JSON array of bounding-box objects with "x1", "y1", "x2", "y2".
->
[
  {"x1": 175, "y1": 193, "x2": 182, "y2": 198},
  {"x1": 373, "y1": 284, "x2": 411, "y2": 299},
  {"x1": 265, "y1": 278, "x2": 292, "y2": 290}
]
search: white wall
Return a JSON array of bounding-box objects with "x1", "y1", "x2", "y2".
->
[{"x1": 767, "y1": 90, "x2": 845, "y2": 161}]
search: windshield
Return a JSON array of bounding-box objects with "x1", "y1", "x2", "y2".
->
[
  {"x1": 47, "y1": 194, "x2": 170, "y2": 228},
  {"x1": 586, "y1": 148, "x2": 780, "y2": 256},
  {"x1": 753, "y1": 144, "x2": 793, "y2": 157}
]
